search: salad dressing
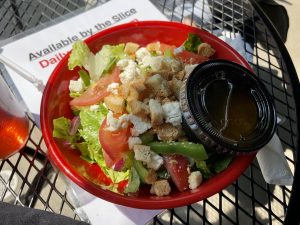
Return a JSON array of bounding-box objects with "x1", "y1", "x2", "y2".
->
[{"x1": 203, "y1": 79, "x2": 258, "y2": 141}]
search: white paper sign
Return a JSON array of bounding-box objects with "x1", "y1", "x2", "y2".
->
[
  {"x1": 1, "y1": 0, "x2": 167, "y2": 224},
  {"x1": 1, "y1": 0, "x2": 167, "y2": 126}
]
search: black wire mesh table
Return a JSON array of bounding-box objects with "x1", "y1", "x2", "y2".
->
[{"x1": 0, "y1": 0, "x2": 299, "y2": 224}]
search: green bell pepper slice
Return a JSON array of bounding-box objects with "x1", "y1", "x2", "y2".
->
[{"x1": 148, "y1": 141, "x2": 208, "y2": 161}]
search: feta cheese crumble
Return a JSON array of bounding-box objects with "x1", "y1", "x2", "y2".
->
[
  {"x1": 129, "y1": 114, "x2": 152, "y2": 136},
  {"x1": 117, "y1": 59, "x2": 140, "y2": 84},
  {"x1": 188, "y1": 171, "x2": 203, "y2": 190},
  {"x1": 135, "y1": 47, "x2": 151, "y2": 63},
  {"x1": 106, "y1": 82, "x2": 119, "y2": 95},
  {"x1": 128, "y1": 136, "x2": 142, "y2": 150},
  {"x1": 162, "y1": 101, "x2": 182, "y2": 126},
  {"x1": 69, "y1": 78, "x2": 84, "y2": 93},
  {"x1": 147, "y1": 152, "x2": 163, "y2": 171},
  {"x1": 89, "y1": 104, "x2": 100, "y2": 111},
  {"x1": 106, "y1": 111, "x2": 129, "y2": 132}
]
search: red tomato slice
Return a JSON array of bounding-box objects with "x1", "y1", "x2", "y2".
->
[
  {"x1": 176, "y1": 50, "x2": 209, "y2": 64},
  {"x1": 117, "y1": 180, "x2": 129, "y2": 193},
  {"x1": 159, "y1": 43, "x2": 176, "y2": 56},
  {"x1": 70, "y1": 67, "x2": 120, "y2": 107},
  {"x1": 146, "y1": 42, "x2": 176, "y2": 56},
  {"x1": 99, "y1": 118, "x2": 131, "y2": 168},
  {"x1": 164, "y1": 154, "x2": 190, "y2": 192},
  {"x1": 86, "y1": 163, "x2": 112, "y2": 186}
]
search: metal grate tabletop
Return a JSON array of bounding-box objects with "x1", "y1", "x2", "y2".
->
[{"x1": 0, "y1": 0, "x2": 299, "y2": 224}]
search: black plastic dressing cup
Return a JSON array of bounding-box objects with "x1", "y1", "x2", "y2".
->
[{"x1": 180, "y1": 59, "x2": 277, "y2": 155}]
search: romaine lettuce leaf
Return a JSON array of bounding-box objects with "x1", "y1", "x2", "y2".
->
[
  {"x1": 90, "y1": 44, "x2": 126, "y2": 80},
  {"x1": 78, "y1": 107, "x2": 129, "y2": 185},
  {"x1": 94, "y1": 152, "x2": 129, "y2": 184},
  {"x1": 183, "y1": 33, "x2": 202, "y2": 53},
  {"x1": 214, "y1": 155, "x2": 233, "y2": 173},
  {"x1": 78, "y1": 69, "x2": 91, "y2": 87},
  {"x1": 68, "y1": 41, "x2": 126, "y2": 82},
  {"x1": 79, "y1": 108, "x2": 104, "y2": 147},
  {"x1": 53, "y1": 117, "x2": 78, "y2": 144},
  {"x1": 195, "y1": 160, "x2": 213, "y2": 179},
  {"x1": 124, "y1": 167, "x2": 140, "y2": 193},
  {"x1": 68, "y1": 40, "x2": 91, "y2": 70},
  {"x1": 75, "y1": 142, "x2": 95, "y2": 163}
]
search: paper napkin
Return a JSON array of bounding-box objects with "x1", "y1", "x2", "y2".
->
[
  {"x1": 256, "y1": 134, "x2": 294, "y2": 185},
  {"x1": 67, "y1": 182, "x2": 162, "y2": 225}
]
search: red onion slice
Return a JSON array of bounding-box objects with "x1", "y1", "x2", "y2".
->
[
  {"x1": 113, "y1": 158, "x2": 125, "y2": 171},
  {"x1": 69, "y1": 116, "x2": 81, "y2": 136}
]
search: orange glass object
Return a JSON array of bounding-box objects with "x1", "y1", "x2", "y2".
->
[{"x1": 0, "y1": 77, "x2": 29, "y2": 159}]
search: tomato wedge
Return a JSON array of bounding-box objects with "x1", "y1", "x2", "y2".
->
[
  {"x1": 86, "y1": 163, "x2": 112, "y2": 186},
  {"x1": 159, "y1": 43, "x2": 176, "y2": 55},
  {"x1": 117, "y1": 179, "x2": 129, "y2": 193},
  {"x1": 70, "y1": 67, "x2": 121, "y2": 107},
  {"x1": 176, "y1": 50, "x2": 208, "y2": 64},
  {"x1": 146, "y1": 42, "x2": 176, "y2": 56},
  {"x1": 164, "y1": 154, "x2": 190, "y2": 192},
  {"x1": 99, "y1": 118, "x2": 131, "y2": 168}
]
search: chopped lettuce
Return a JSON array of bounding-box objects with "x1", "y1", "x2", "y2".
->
[
  {"x1": 124, "y1": 167, "x2": 140, "y2": 193},
  {"x1": 53, "y1": 117, "x2": 78, "y2": 144},
  {"x1": 93, "y1": 150, "x2": 129, "y2": 184},
  {"x1": 183, "y1": 33, "x2": 202, "y2": 53},
  {"x1": 68, "y1": 40, "x2": 91, "y2": 70},
  {"x1": 195, "y1": 160, "x2": 213, "y2": 179},
  {"x1": 78, "y1": 107, "x2": 129, "y2": 185},
  {"x1": 91, "y1": 44, "x2": 126, "y2": 80},
  {"x1": 70, "y1": 92, "x2": 81, "y2": 98},
  {"x1": 68, "y1": 41, "x2": 126, "y2": 82},
  {"x1": 75, "y1": 142, "x2": 95, "y2": 163},
  {"x1": 133, "y1": 159, "x2": 149, "y2": 184},
  {"x1": 214, "y1": 155, "x2": 233, "y2": 173},
  {"x1": 79, "y1": 108, "x2": 104, "y2": 147},
  {"x1": 78, "y1": 69, "x2": 91, "y2": 87},
  {"x1": 98, "y1": 103, "x2": 109, "y2": 116},
  {"x1": 164, "y1": 48, "x2": 173, "y2": 58}
]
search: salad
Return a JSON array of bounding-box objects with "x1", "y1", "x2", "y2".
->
[{"x1": 53, "y1": 33, "x2": 233, "y2": 196}]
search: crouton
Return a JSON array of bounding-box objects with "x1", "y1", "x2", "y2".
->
[
  {"x1": 130, "y1": 77, "x2": 146, "y2": 92},
  {"x1": 133, "y1": 144, "x2": 152, "y2": 163},
  {"x1": 144, "y1": 169, "x2": 157, "y2": 185},
  {"x1": 145, "y1": 74, "x2": 171, "y2": 98},
  {"x1": 174, "y1": 70, "x2": 186, "y2": 81},
  {"x1": 124, "y1": 42, "x2": 140, "y2": 55},
  {"x1": 127, "y1": 86, "x2": 139, "y2": 103},
  {"x1": 146, "y1": 42, "x2": 160, "y2": 52},
  {"x1": 127, "y1": 99, "x2": 149, "y2": 118},
  {"x1": 155, "y1": 123, "x2": 181, "y2": 141},
  {"x1": 170, "y1": 77, "x2": 183, "y2": 99},
  {"x1": 119, "y1": 83, "x2": 130, "y2": 99},
  {"x1": 197, "y1": 43, "x2": 215, "y2": 58},
  {"x1": 150, "y1": 180, "x2": 171, "y2": 196},
  {"x1": 149, "y1": 99, "x2": 164, "y2": 126},
  {"x1": 104, "y1": 95, "x2": 125, "y2": 113}
]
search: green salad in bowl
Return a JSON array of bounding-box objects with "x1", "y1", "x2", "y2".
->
[{"x1": 52, "y1": 33, "x2": 234, "y2": 196}]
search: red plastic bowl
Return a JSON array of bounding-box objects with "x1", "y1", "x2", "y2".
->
[{"x1": 41, "y1": 21, "x2": 255, "y2": 209}]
